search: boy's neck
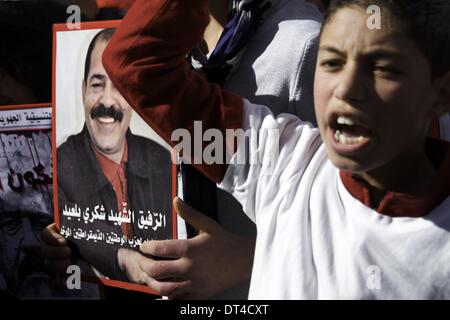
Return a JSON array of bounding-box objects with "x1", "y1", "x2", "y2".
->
[
  {"x1": 358, "y1": 143, "x2": 437, "y2": 207},
  {"x1": 204, "y1": 0, "x2": 229, "y2": 54}
]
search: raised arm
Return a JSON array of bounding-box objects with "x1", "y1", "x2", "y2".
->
[
  {"x1": 103, "y1": 0, "x2": 244, "y2": 183},
  {"x1": 103, "y1": 0, "x2": 320, "y2": 222}
]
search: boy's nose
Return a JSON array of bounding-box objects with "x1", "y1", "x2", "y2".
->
[{"x1": 334, "y1": 66, "x2": 366, "y2": 104}]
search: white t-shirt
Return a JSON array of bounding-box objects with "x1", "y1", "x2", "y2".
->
[
  {"x1": 214, "y1": 0, "x2": 322, "y2": 299},
  {"x1": 220, "y1": 100, "x2": 450, "y2": 299}
]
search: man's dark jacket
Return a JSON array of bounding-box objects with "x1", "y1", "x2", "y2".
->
[{"x1": 57, "y1": 126, "x2": 172, "y2": 280}]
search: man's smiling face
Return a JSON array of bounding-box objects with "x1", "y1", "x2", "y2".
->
[{"x1": 83, "y1": 38, "x2": 132, "y2": 160}]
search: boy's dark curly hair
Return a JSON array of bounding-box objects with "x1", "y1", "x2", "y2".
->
[{"x1": 323, "y1": 0, "x2": 450, "y2": 77}]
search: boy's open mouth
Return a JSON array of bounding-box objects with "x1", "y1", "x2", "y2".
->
[{"x1": 328, "y1": 114, "x2": 374, "y2": 154}]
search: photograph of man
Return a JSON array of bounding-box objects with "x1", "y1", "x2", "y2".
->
[
  {"x1": 0, "y1": 208, "x2": 50, "y2": 296},
  {"x1": 55, "y1": 27, "x2": 174, "y2": 284}
]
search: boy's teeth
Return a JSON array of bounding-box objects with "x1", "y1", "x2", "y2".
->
[
  {"x1": 334, "y1": 130, "x2": 365, "y2": 145},
  {"x1": 337, "y1": 116, "x2": 355, "y2": 126}
]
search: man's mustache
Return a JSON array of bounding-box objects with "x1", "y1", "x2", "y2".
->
[{"x1": 90, "y1": 104, "x2": 124, "y2": 122}]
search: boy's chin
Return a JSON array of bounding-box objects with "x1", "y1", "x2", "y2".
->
[{"x1": 328, "y1": 152, "x2": 371, "y2": 174}]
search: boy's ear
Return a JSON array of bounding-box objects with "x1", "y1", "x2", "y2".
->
[{"x1": 431, "y1": 71, "x2": 450, "y2": 117}]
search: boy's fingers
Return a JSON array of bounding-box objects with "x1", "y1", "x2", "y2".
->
[
  {"x1": 138, "y1": 255, "x2": 185, "y2": 280},
  {"x1": 144, "y1": 276, "x2": 191, "y2": 298},
  {"x1": 41, "y1": 223, "x2": 67, "y2": 246},
  {"x1": 173, "y1": 197, "x2": 218, "y2": 234},
  {"x1": 140, "y1": 239, "x2": 188, "y2": 259}
]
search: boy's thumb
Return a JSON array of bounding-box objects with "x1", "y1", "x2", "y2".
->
[{"x1": 173, "y1": 197, "x2": 217, "y2": 234}]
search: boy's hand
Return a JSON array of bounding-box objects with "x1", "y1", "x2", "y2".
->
[
  {"x1": 117, "y1": 248, "x2": 149, "y2": 284},
  {"x1": 138, "y1": 197, "x2": 255, "y2": 299},
  {"x1": 40, "y1": 223, "x2": 72, "y2": 272}
]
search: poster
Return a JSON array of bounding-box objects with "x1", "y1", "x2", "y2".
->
[
  {"x1": 0, "y1": 103, "x2": 99, "y2": 299},
  {"x1": 53, "y1": 21, "x2": 177, "y2": 295},
  {"x1": 0, "y1": 104, "x2": 53, "y2": 297},
  {"x1": 0, "y1": 105, "x2": 53, "y2": 214}
]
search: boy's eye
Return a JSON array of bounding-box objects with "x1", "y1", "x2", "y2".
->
[
  {"x1": 373, "y1": 65, "x2": 403, "y2": 77},
  {"x1": 91, "y1": 83, "x2": 103, "y2": 88},
  {"x1": 320, "y1": 59, "x2": 343, "y2": 71}
]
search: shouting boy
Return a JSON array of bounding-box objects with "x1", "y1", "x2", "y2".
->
[{"x1": 102, "y1": 0, "x2": 450, "y2": 299}]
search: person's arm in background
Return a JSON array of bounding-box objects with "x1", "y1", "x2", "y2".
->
[
  {"x1": 55, "y1": 0, "x2": 137, "y2": 20},
  {"x1": 103, "y1": 0, "x2": 243, "y2": 183},
  {"x1": 95, "y1": 0, "x2": 135, "y2": 11},
  {"x1": 290, "y1": 34, "x2": 320, "y2": 126}
]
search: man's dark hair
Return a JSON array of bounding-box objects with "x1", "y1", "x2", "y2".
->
[
  {"x1": 323, "y1": 0, "x2": 450, "y2": 77},
  {"x1": 84, "y1": 28, "x2": 116, "y2": 82}
]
